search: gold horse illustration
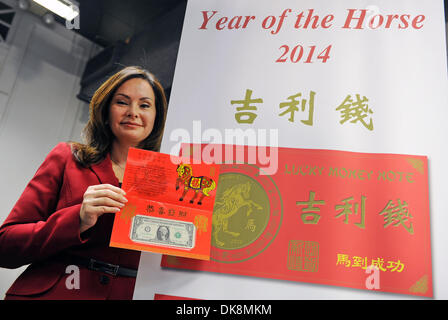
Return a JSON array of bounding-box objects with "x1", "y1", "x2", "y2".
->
[
  {"x1": 176, "y1": 164, "x2": 216, "y2": 205},
  {"x1": 212, "y1": 181, "x2": 262, "y2": 247}
]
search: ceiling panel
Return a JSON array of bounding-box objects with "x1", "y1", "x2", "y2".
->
[{"x1": 73, "y1": 0, "x2": 185, "y2": 47}]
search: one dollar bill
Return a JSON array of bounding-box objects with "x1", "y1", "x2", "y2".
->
[{"x1": 130, "y1": 215, "x2": 196, "y2": 250}]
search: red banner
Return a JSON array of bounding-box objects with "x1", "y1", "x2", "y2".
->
[{"x1": 161, "y1": 145, "x2": 432, "y2": 297}]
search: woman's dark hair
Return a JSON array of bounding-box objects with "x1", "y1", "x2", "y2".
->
[{"x1": 71, "y1": 66, "x2": 168, "y2": 167}]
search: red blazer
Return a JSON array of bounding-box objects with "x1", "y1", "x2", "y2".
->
[{"x1": 0, "y1": 142, "x2": 141, "y2": 300}]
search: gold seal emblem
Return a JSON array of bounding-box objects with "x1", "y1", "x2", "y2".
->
[
  {"x1": 210, "y1": 164, "x2": 282, "y2": 263},
  {"x1": 212, "y1": 173, "x2": 269, "y2": 250}
]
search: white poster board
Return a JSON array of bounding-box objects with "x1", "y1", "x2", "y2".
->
[{"x1": 134, "y1": 0, "x2": 448, "y2": 299}]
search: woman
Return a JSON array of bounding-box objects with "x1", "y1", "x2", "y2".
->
[{"x1": 0, "y1": 66, "x2": 168, "y2": 299}]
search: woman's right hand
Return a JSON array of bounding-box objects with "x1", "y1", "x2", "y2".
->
[{"x1": 79, "y1": 184, "x2": 128, "y2": 233}]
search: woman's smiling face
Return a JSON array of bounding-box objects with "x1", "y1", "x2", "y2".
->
[{"x1": 108, "y1": 77, "x2": 157, "y2": 146}]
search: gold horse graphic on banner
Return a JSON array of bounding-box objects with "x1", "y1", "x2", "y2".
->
[{"x1": 212, "y1": 181, "x2": 263, "y2": 247}]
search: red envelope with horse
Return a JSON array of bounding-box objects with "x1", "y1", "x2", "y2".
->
[{"x1": 110, "y1": 148, "x2": 220, "y2": 260}]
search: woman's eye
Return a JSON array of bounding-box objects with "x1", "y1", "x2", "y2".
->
[
  {"x1": 117, "y1": 100, "x2": 128, "y2": 105},
  {"x1": 141, "y1": 104, "x2": 151, "y2": 109}
]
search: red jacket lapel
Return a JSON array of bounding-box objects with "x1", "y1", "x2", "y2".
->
[{"x1": 89, "y1": 153, "x2": 119, "y2": 186}]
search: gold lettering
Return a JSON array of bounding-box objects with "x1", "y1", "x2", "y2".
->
[
  {"x1": 300, "y1": 165, "x2": 309, "y2": 176},
  {"x1": 328, "y1": 167, "x2": 338, "y2": 176},
  {"x1": 378, "y1": 171, "x2": 386, "y2": 181},
  {"x1": 357, "y1": 170, "x2": 366, "y2": 180},
  {"x1": 339, "y1": 167, "x2": 348, "y2": 178}
]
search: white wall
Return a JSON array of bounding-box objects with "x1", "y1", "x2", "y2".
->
[{"x1": 0, "y1": 0, "x2": 97, "y2": 298}]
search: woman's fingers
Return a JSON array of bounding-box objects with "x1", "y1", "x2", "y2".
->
[
  {"x1": 89, "y1": 196, "x2": 126, "y2": 209},
  {"x1": 94, "y1": 206, "x2": 121, "y2": 214},
  {"x1": 89, "y1": 189, "x2": 128, "y2": 204},
  {"x1": 80, "y1": 184, "x2": 128, "y2": 233},
  {"x1": 89, "y1": 184, "x2": 126, "y2": 195},
  {"x1": 84, "y1": 185, "x2": 127, "y2": 204}
]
